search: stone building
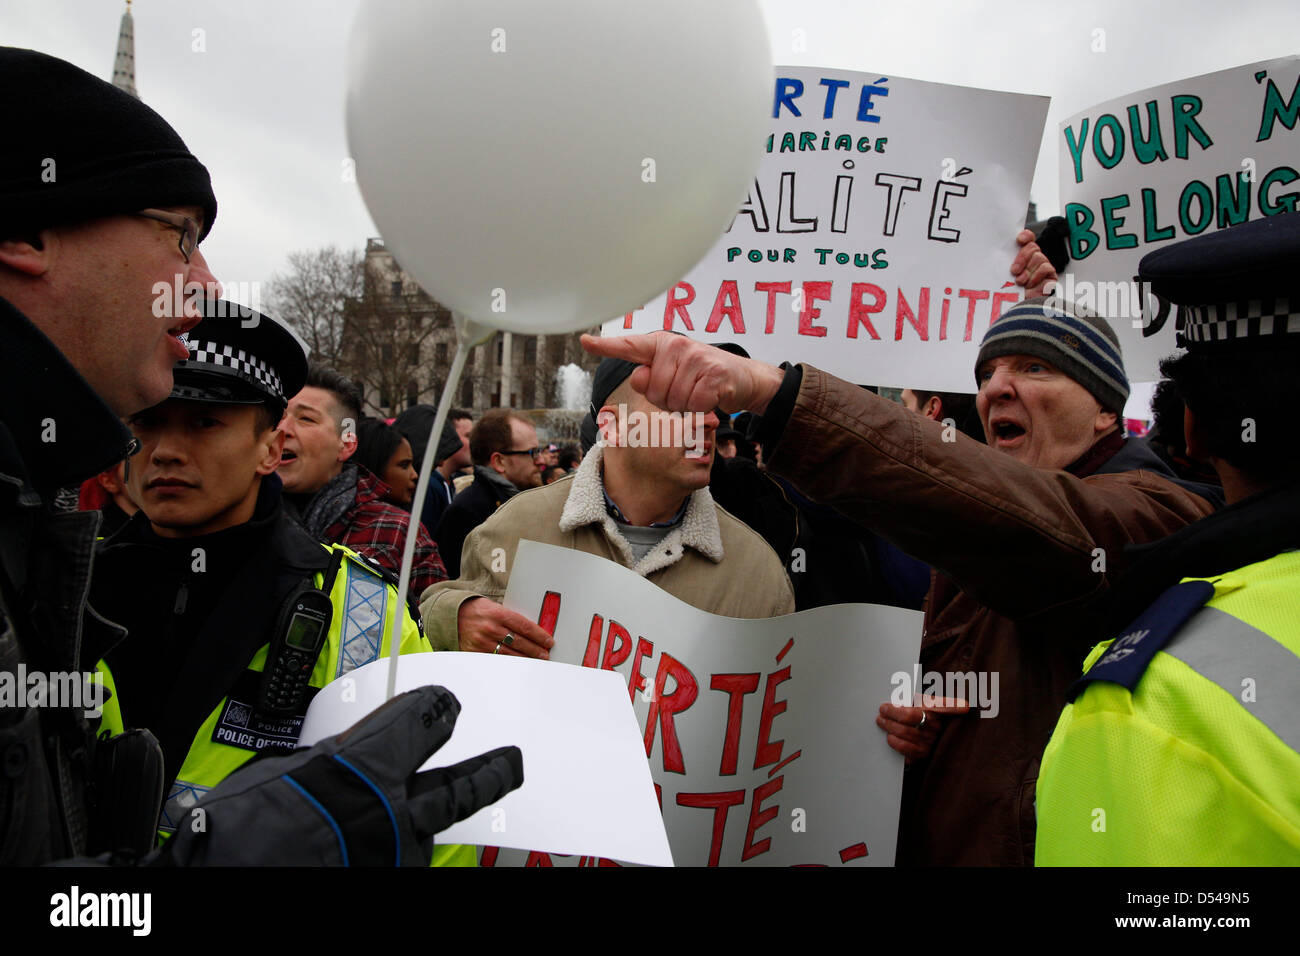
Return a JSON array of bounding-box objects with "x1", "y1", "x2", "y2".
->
[{"x1": 345, "y1": 239, "x2": 601, "y2": 423}]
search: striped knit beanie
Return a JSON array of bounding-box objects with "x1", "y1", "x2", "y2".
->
[{"x1": 975, "y1": 296, "x2": 1129, "y2": 414}]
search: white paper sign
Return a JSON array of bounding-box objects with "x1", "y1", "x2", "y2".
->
[
  {"x1": 488, "y1": 541, "x2": 922, "y2": 867},
  {"x1": 298, "y1": 652, "x2": 674, "y2": 867},
  {"x1": 602, "y1": 65, "x2": 1048, "y2": 393},
  {"x1": 1057, "y1": 56, "x2": 1300, "y2": 381}
]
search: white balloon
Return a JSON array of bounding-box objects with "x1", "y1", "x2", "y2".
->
[{"x1": 346, "y1": 0, "x2": 771, "y2": 335}]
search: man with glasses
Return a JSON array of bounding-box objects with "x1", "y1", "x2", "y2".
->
[
  {"x1": 0, "y1": 47, "x2": 518, "y2": 866},
  {"x1": 434, "y1": 409, "x2": 543, "y2": 578}
]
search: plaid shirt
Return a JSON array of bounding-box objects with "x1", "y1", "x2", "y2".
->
[{"x1": 322, "y1": 467, "x2": 448, "y2": 609}]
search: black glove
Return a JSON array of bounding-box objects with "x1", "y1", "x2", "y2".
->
[
  {"x1": 162, "y1": 685, "x2": 522, "y2": 866},
  {"x1": 1033, "y1": 216, "x2": 1072, "y2": 274}
]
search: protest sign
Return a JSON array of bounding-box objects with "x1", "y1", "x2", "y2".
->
[
  {"x1": 601, "y1": 65, "x2": 1048, "y2": 393},
  {"x1": 1057, "y1": 56, "x2": 1300, "y2": 383},
  {"x1": 483, "y1": 541, "x2": 923, "y2": 867},
  {"x1": 298, "y1": 652, "x2": 673, "y2": 867}
]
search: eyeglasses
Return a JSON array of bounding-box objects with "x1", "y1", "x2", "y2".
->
[
  {"x1": 136, "y1": 208, "x2": 200, "y2": 262},
  {"x1": 500, "y1": 447, "x2": 543, "y2": 458}
]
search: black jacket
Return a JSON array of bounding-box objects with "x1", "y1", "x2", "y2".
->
[
  {"x1": 1100, "y1": 476, "x2": 1300, "y2": 633},
  {"x1": 0, "y1": 297, "x2": 137, "y2": 863},
  {"x1": 93, "y1": 479, "x2": 334, "y2": 786},
  {"x1": 434, "y1": 467, "x2": 516, "y2": 578}
]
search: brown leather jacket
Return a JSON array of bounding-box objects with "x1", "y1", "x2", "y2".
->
[{"x1": 764, "y1": 367, "x2": 1218, "y2": 866}]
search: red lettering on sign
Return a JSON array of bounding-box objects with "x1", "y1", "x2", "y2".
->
[
  {"x1": 989, "y1": 286, "x2": 1021, "y2": 326},
  {"x1": 741, "y1": 776, "x2": 784, "y2": 861},
  {"x1": 704, "y1": 280, "x2": 746, "y2": 334},
  {"x1": 754, "y1": 281, "x2": 792, "y2": 333},
  {"x1": 677, "y1": 790, "x2": 746, "y2": 867},
  {"x1": 536, "y1": 591, "x2": 561, "y2": 635},
  {"x1": 896, "y1": 287, "x2": 930, "y2": 341},
  {"x1": 601, "y1": 619, "x2": 632, "y2": 671},
  {"x1": 663, "y1": 282, "x2": 695, "y2": 331},
  {"x1": 710, "y1": 673, "x2": 760, "y2": 775},
  {"x1": 957, "y1": 288, "x2": 989, "y2": 341},
  {"x1": 798, "y1": 281, "x2": 832, "y2": 337},
  {"x1": 628, "y1": 637, "x2": 654, "y2": 701},
  {"x1": 839, "y1": 841, "x2": 869, "y2": 863},
  {"x1": 643, "y1": 652, "x2": 698, "y2": 773},
  {"x1": 754, "y1": 666, "x2": 791, "y2": 769},
  {"x1": 525, "y1": 852, "x2": 554, "y2": 867},
  {"x1": 581, "y1": 614, "x2": 603, "y2": 669},
  {"x1": 480, "y1": 846, "x2": 500, "y2": 867},
  {"x1": 847, "y1": 283, "x2": 885, "y2": 340}
]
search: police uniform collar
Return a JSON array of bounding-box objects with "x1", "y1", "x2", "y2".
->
[
  {"x1": 1101, "y1": 477, "x2": 1300, "y2": 631},
  {"x1": 0, "y1": 297, "x2": 135, "y2": 492}
]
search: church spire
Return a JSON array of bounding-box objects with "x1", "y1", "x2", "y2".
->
[{"x1": 111, "y1": 0, "x2": 138, "y2": 98}]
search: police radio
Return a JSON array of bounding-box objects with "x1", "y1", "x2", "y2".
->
[{"x1": 258, "y1": 586, "x2": 332, "y2": 716}]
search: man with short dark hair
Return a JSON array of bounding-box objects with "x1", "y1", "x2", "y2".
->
[
  {"x1": 422, "y1": 363, "x2": 794, "y2": 657},
  {"x1": 899, "y1": 388, "x2": 981, "y2": 442},
  {"x1": 279, "y1": 364, "x2": 447, "y2": 613},
  {"x1": 435, "y1": 409, "x2": 542, "y2": 578}
]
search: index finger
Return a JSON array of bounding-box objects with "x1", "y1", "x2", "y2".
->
[{"x1": 580, "y1": 333, "x2": 658, "y2": 365}]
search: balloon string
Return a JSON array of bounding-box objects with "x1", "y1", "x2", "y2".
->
[{"x1": 385, "y1": 336, "x2": 477, "y2": 701}]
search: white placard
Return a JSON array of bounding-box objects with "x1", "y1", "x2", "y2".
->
[
  {"x1": 299, "y1": 652, "x2": 674, "y2": 867},
  {"x1": 1057, "y1": 55, "x2": 1300, "y2": 381},
  {"x1": 486, "y1": 541, "x2": 923, "y2": 867},
  {"x1": 602, "y1": 65, "x2": 1048, "y2": 393}
]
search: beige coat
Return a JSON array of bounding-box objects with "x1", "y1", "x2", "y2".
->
[{"x1": 420, "y1": 443, "x2": 795, "y2": 649}]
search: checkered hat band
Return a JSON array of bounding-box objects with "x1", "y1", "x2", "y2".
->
[
  {"x1": 1178, "y1": 298, "x2": 1300, "y2": 344},
  {"x1": 179, "y1": 340, "x2": 283, "y2": 397}
]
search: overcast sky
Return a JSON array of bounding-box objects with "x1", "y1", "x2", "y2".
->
[{"x1": 5, "y1": 0, "x2": 1297, "y2": 306}]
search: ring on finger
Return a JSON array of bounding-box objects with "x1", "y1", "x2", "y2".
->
[
  {"x1": 918, "y1": 711, "x2": 928, "y2": 729},
  {"x1": 494, "y1": 641, "x2": 503, "y2": 654},
  {"x1": 503, "y1": 632, "x2": 515, "y2": 647}
]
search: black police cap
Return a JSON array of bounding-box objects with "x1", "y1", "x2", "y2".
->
[
  {"x1": 1139, "y1": 211, "x2": 1300, "y2": 351},
  {"x1": 170, "y1": 301, "x2": 309, "y2": 409}
]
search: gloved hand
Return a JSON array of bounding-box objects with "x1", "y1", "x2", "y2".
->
[{"x1": 162, "y1": 685, "x2": 522, "y2": 866}]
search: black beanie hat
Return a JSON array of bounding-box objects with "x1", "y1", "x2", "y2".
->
[
  {"x1": 578, "y1": 356, "x2": 639, "y2": 452},
  {"x1": 0, "y1": 47, "x2": 217, "y2": 241}
]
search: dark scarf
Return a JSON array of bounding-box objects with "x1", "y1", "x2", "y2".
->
[
  {"x1": 296, "y1": 463, "x2": 360, "y2": 538},
  {"x1": 1064, "y1": 428, "x2": 1128, "y2": 479}
]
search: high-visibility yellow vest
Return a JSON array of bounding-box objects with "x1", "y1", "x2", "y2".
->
[
  {"x1": 98, "y1": 544, "x2": 475, "y2": 867},
  {"x1": 1036, "y1": 550, "x2": 1300, "y2": 865}
]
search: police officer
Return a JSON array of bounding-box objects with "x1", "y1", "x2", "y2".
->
[
  {"x1": 1035, "y1": 211, "x2": 1300, "y2": 865},
  {"x1": 91, "y1": 304, "x2": 475, "y2": 865}
]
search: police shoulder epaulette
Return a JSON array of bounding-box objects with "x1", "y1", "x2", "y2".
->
[
  {"x1": 1067, "y1": 580, "x2": 1216, "y2": 702},
  {"x1": 334, "y1": 545, "x2": 401, "y2": 590}
]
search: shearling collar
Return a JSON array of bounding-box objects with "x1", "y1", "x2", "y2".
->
[{"x1": 558, "y1": 443, "x2": 724, "y2": 576}]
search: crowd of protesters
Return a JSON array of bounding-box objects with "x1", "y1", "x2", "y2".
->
[{"x1": 3, "y1": 43, "x2": 1296, "y2": 871}]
